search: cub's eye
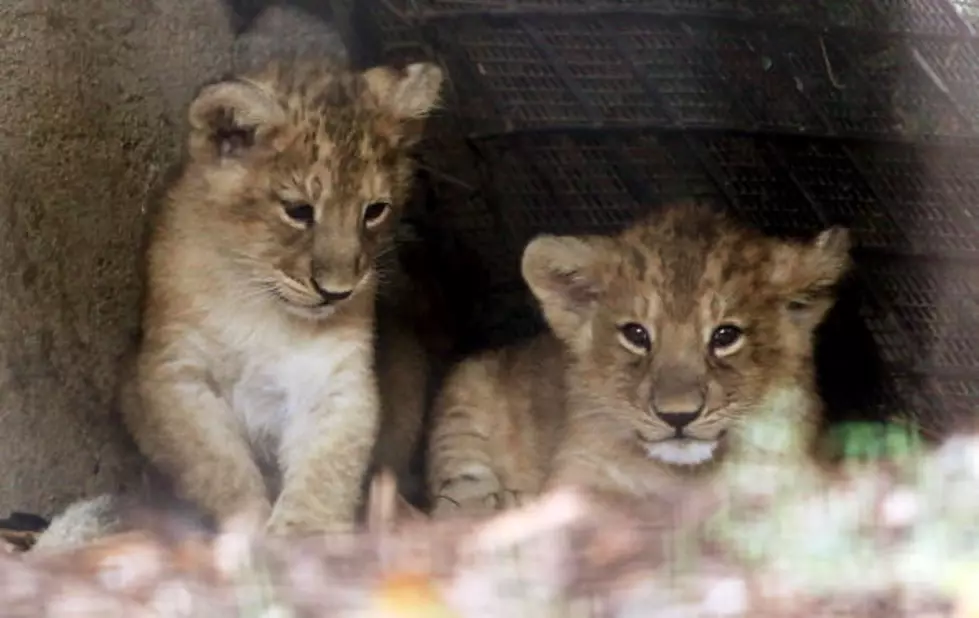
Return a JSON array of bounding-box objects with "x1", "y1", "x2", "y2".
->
[
  {"x1": 709, "y1": 324, "x2": 745, "y2": 356},
  {"x1": 618, "y1": 322, "x2": 651, "y2": 353},
  {"x1": 283, "y1": 203, "x2": 314, "y2": 226},
  {"x1": 363, "y1": 201, "x2": 391, "y2": 227}
]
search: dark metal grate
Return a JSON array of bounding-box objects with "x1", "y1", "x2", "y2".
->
[
  {"x1": 612, "y1": 18, "x2": 754, "y2": 127},
  {"x1": 373, "y1": 0, "x2": 976, "y2": 35},
  {"x1": 849, "y1": 145, "x2": 979, "y2": 255}
]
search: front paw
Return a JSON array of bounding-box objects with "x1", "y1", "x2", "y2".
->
[
  {"x1": 265, "y1": 503, "x2": 353, "y2": 537},
  {"x1": 431, "y1": 471, "x2": 510, "y2": 519},
  {"x1": 219, "y1": 500, "x2": 273, "y2": 536},
  {"x1": 499, "y1": 489, "x2": 530, "y2": 509}
]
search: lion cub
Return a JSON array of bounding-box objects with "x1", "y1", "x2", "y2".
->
[
  {"x1": 428, "y1": 202, "x2": 851, "y2": 515},
  {"x1": 125, "y1": 58, "x2": 443, "y2": 535}
]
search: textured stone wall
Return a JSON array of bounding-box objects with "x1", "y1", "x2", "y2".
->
[{"x1": 0, "y1": 0, "x2": 344, "y2": 517}]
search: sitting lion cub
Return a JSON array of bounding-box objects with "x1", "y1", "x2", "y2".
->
[
  {"x1": 428, "y1": 201, "x2": 851, "y2": 515},
  {"x1": 120, "y1": 58, "x2": 443, "y2": 535}
]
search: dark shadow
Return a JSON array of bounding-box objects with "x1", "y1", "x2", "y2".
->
[{"x1": 814, "y1": 270, "x2": 889, "y2": 428}]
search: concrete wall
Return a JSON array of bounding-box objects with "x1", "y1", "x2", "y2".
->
[{"x1": 0, "y1": 0, "x2": 344, "y2": 518}]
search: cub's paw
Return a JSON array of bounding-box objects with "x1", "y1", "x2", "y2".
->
[
  {"x1": 218, "y1": 499, "x2": 273, "y2": 536},
  {"x1": 431, "y1": 467, "x2": 506, "y2": 519},
  {"x1": 264, "y1": 506, "x2": 353, "y2": 538},
  {"x1": 499, "y1": 489, "x2": 531, "y2": 509}
]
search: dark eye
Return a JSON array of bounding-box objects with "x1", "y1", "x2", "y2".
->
[
  {"x1": 283, "y1": 203, "x2": 314, "y2": 226},
  {"x1": 363, "y1": 201, "x2": 391, "y2": 226},
  {"x1": 709, "y1": 324, "x2": 744, "y2": 354},
  {"x1": 618, "y1": 322, "x2": 651, "y2": 352}
]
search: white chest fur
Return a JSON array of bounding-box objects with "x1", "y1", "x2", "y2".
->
[{"x1": 208, "y1": 311, "x2": 373, "y2": 459}]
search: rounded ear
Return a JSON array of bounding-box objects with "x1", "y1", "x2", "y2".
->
[
  {"x1": 521, "y1": 234, "x2": 610, "y2": 341},
  {"x1": 802, "y1": 226, "x2": 852, "y2": 289},
  {"x1": 777, "y1": 225, "x2": 853, "y2": 325},
  {"x1": 362, "y1": 62, "x2": 444, "y2": 121},
  {"x1": 187, "y1": 79, "x2": 286, "y2": 161}
]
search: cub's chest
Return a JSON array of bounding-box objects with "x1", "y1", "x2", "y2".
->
[{"x1": 220, "y1": 336, "x2": 370, "y2": 444}]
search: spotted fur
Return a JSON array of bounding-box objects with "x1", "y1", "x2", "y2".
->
[{"x1": 428, "y1": 201, "x2": 851, "y2": 516}]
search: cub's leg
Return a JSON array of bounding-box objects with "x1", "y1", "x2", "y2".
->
[
  {"x1": 427, "y1": 358, "x2": 520, "y2": 518},
  {"x1": 124, "y1": 355, "x2": 271, "y2": 527},
  {"x1": 267, "y1": 365, "x2": 381, "y2": 535}
]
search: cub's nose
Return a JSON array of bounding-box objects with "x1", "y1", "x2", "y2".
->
[
  {"x1": 311, "y1": 279, "x2": 353, "y2": 305},
  {"x1": 655, "y1": 410, "x2": 700, "y2": 430},
  {"x1": 651, "y1": 388, "x2": 706, "y2": 430}
]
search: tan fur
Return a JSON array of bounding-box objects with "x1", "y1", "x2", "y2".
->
[
  {"x1": 428, "y1": 201, "x2": 851, "y2": 515},
  {"x1": 124, "y1": 57, "x2": 444, "y2": 535}
]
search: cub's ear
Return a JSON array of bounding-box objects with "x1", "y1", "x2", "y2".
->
[
  {"x1": 804, "y1": 226, "x2": 852, "y2": 287},
  {"x1": 521, "y1": 234, "x2": 612, "y2": 342},
  {"x1": 362, "y1": 62, "x2": 444, "y2": 121},
  {"x1": 187, "y1": 78, "x2": 286, "y2": 161},
  {"x1": 776, "y1": 226, "x2": 853, "y2": 326}
]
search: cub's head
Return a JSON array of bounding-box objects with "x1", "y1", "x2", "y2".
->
[
  {"x1": 181, "y1": 59, "x2": 443, "y2": 319},
  {"x1": 521, "y1": 202, "x2": 851, "y2": 467}
]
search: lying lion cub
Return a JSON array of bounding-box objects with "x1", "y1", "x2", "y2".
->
[{"x1": 428, "y1": 201, "x2": 851, "y2": 515}]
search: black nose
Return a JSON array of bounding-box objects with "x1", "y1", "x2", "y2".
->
[
  {"x1": 655, "y1": 411, "x2": 699, "y2": 430},
  {"x1": 311, "y1": 280, "x2": 353, "y2": 305}
]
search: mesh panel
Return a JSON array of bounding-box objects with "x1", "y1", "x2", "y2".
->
[
  {"x1": 850, "y1": 144, "x2": 979, "y2": 254},
  {"x1": 351, "y1": 0, "x2": 979, "y2": 429}
]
